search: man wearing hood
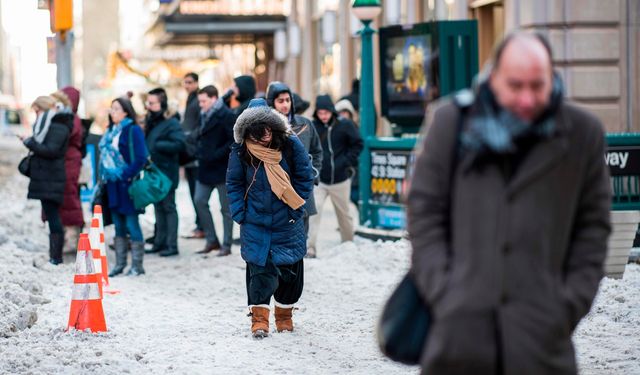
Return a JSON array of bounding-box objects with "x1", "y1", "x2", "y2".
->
[
  {"x1": 408, "y1": 32, "x2": 610, "y2": 374},
  {"x1": 308, "y1": 95, "x2": 363, "y2": 258},
  {"x1": 266, "y1": 82, "x2": 323, "y2": 235},
  {"x1": 223, "y1": 75, "x2": 257, "y2": 116}
]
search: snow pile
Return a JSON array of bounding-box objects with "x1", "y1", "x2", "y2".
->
[
  {"x1": 0, "y1": 138, "x2": 52, "y2": 338},
  {"x1": 574, "y1": 264, "x2": 640, "y2": 374},
  {"x1": 0, "y1": 240, "x2": 51, "y2": 338}
]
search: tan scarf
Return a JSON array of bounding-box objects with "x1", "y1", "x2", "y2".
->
[{"x1": 245, "y1": 140, "x2": 305, "y2": 210}]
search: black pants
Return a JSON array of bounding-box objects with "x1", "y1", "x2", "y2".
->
[
  {"x1": 153, "y1": 189, "x2": 178, "y2": 251},
  {"x1": 185, "y1": 166, "x2": 201, "y2": 230},
  {"x1": 41, "y1": 199, "x2": 63, "y2": 234},
  {"x1": 246, "y1": 257, "x2": 304, "y2": 306}
]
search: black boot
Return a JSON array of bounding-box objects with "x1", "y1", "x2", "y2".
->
[
  {"x1": 217, "y1": 247, "x2": 231, "y2": 257},
  {"x1": 109, "y1": 236, "x2": 128, "y2": 277},
  {"x1": 126, "y1": 241, "x2": 145, "y2": 276},
  {"x1": 49, "y1": 232, "x2": 64, "y2": 265}
]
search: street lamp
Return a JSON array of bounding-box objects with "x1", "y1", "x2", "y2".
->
[{"x1": 351, "y1": 0, "x2": 381, "y2": 227}]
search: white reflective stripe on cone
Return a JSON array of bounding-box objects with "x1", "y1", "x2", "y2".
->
[
  {"x1": 93, "y1": 213, "x2": 104, "y2": 235},
  {"x1": 89, "y1": 227, "x2": 100, "y2": 252},
  {"x1": 93, "y1": 258, "x2": 102, "y2": 273},
  {"x1": 99, "y1": 233, "x2": 107, "y2": 257},
  {"x1": 74, "y1": 251, "x2": 96, "y2": 276},
  {"x1": 71, "y1": 283, "x2": 101, "y2": 300}
]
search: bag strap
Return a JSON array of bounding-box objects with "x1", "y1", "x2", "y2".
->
[
  {"x1": 446, "y1": 90, "x2": 473, "y2": 244},
  {"x1": 128, "y1": 125, "x2": 135, "y2": 162}
]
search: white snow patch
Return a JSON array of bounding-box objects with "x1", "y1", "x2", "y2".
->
[{"x1": 0, "y1": 134, "x2": 639, "y2": 374}]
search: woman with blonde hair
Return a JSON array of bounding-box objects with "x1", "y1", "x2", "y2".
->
[{"x1": 21, "y1": 95, "x2": 73, "y2": 264}]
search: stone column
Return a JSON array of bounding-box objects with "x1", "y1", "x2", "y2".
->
[{"x1": 510, "y1": 0, "x2": 631, "y2": 132}]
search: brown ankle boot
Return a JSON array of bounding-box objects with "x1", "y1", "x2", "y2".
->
[
  {"x1": 250, "y1": 306, "x2": 270, "y2": 338},
  {"x1": 274, "y1": 305, "x2": 294, "y2": 332}
]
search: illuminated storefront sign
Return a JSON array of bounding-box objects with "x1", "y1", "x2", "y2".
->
[{"x1": 179, "y1": 0, "x2": 290, "y2": 16}]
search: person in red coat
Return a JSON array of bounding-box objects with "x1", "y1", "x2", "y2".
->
[{"x1": 52, "y1": 87, "x2": 85, "y2": 252}]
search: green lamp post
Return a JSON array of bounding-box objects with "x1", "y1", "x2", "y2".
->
[{"x1": 351, "y1": 0, "x2": 381, "y2": 227}]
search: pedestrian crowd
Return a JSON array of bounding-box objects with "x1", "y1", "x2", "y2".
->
[
  {"x1": 19, "y1": 73, "x2": 363, "y2": 338},
  {"x1": 18, "y1": 31, "x2": 612, "y2": 373}
]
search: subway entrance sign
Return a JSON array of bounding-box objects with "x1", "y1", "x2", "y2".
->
[{"x1": 607, "y1": 134, "x2": 640, "y2": 210}]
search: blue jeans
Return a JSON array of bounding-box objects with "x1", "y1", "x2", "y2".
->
[{"x1": 112, "y1": 212, "x2": 143, "y2": 242}]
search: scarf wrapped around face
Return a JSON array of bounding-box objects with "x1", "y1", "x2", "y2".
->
[
  {"x1": 461, "y1": 73, "x2": 564, "y2": 155},
  {"x1": 245, "y1": 140, "x2": 305, "y2": 210}
]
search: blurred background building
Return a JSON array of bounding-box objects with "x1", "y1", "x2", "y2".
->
[{"x1": 0, "y1": 0, "x2": 637, "y2": 133}]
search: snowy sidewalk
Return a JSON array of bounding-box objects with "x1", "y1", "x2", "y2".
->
[{"x1": 1, "y1": 135, "x2": 639, "y2": 374}]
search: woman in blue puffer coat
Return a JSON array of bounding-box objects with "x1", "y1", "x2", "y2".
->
[{"x1": 226, "y1": 98, "x2": 313, "y2": 338}]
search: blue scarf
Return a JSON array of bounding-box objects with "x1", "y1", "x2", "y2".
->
[
  {"x1": 461, "y1": 74, "x2": 563, "y2": 155},
  {"x1": 99, "y1": 118, "x2": 133, "y2": 181}
]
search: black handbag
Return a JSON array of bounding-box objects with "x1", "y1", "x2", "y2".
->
[
  {"x1": 377, "y1": 273, "x2": 430, "y2": 365},
  {"x1": 18, "y1": 154, "x2": 32, "y2": 177}
]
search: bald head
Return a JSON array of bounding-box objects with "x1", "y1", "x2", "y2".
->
[{"x1": 489, "y1": 32, "x2": 554, "y2": 122}]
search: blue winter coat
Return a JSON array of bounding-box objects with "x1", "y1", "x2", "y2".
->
[
  {"x1": 105, "y1": 123, "x2": 148, "y2": 215},
  {"x1": 226, "y1": 136, "x2": 314, "y2": 266}
]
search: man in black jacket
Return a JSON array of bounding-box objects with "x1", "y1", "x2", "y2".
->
[
  {"x1": 181, "y1": 72, "x2": 204, "y2": 239},
  {"x1": 144, "y1": 88, "x2": 186, "y2": 257},
  {"x1": 308, "y1": 95, "x2": 363, "y2": 258},
  {"x1": 193, "y1": 85, "x2": 237, "y2": 256}
]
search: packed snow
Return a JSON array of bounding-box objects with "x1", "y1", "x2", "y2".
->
[{"x1": 0, "y1": 134, "x2": 639, "y2": 374}]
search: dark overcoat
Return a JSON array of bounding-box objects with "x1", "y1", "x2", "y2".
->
[
  {"x1": 196, "y1": 103, "x2": 236, "y2": 186},
  {"x1": 24, "y1": 113, "x2": 73, "y2": 204},
  {"x1": 408, "y1": 100, "x2": 611, "y2": 375},
  {"x1": 145, "y1": 116, "x2": 185, "y2": 190}
]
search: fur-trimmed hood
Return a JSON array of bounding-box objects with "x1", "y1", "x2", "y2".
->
[{"x1": 233, "y1": 99, "x2": 291, "y2": 144}]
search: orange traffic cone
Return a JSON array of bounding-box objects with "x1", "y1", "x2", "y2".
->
[
  {"x1": 92, "y1": 205, "x2": 119, "y2": 295},
  {"x1": 88, "y1": 219, "x2": 104, "y2": 299},
  {"x1": 67, "y1": 233, "x2": 107, "y2": 333}
]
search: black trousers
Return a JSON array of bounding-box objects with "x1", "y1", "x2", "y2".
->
[
  {"x1": 185, "y1": 166, "x2": 201, "y2": 230},
  {"x1": 153, "y1": 190, "x2": 178, "y2": 251},
  {"x1": 246, "y1": 257, "x2": 304, "y2": 306},
  {"x1": 41, "y1": 199, "x2": 63, "y2": 234}
]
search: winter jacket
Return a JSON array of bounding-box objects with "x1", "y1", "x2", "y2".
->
[
  {"x1": 104, "y1": 123, "x2": 148, "y2": 216},
  {"x1": 182, "y1": 91, "x2": 200, "y2": 133},
  {"x1": 24, "y1": 113, "x2": 73, "y2": 204},
  {"x1": 223, "y1": 75, "x2": 257, "y2": 116},
  {"x1": 313, "y1": 95, "x2": 363, "y2": 185},
  {"x1": 59, "y1": 86, "x2": 85, "y2": 226},
  {"x1": 266, "y1": 81, "x2": 323, "y2": 215},
  {"x1": 196, "y1": 102, "x2": 236, "y2": 186},
  {"x1": 227, "y1": 105, "x2": 313, "y2": 267},
  {"x1": 145, "y1": 115, "x2": 185, "y2": 190},
  {"x1": 181, "y1": 91, "x2": 201, "y2": 168},
  {"x1": 408, "y1": 98, "x2": 611, "y2": 375}
]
